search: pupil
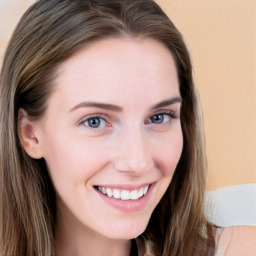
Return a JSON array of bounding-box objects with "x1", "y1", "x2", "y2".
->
[
  {"x1": 89, "y1": 118, "x2": 100, "y2": 128},
  {"x1": 152, "y1": 114, "x2": 163, "y2": 123}
]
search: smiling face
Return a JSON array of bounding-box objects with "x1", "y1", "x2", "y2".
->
[{"x1": 34, "y1": 37, "x2": 183, "y2": 241}]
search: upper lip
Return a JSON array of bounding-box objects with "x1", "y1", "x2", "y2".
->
[{"x1": 94, "y1": 182, "x2": 155, "y2": 191}]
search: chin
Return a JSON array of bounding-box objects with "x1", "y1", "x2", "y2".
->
[{"x1": 101, "y1": 219, "x2": 149, "y2": 241}]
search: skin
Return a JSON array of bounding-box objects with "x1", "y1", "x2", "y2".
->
[{"x1": 20, "y1": 37, "x2": 183, "y2": 256}]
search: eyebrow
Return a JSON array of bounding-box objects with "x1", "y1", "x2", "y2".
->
[
  {"x1": 69, "y1": 97, "x2": 183, "y2": 112},
  {"x1": 150, "y1": 97, "x2": 182, "y2": 110}
]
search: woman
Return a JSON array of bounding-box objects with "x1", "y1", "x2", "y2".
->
[{"x1": 0, "y1": 0, "x2": 216, "y2": 255}]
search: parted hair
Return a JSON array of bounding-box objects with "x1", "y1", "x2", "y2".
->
[{"x1": 0, "y1": 0, "x2": 216, "y2": 255}]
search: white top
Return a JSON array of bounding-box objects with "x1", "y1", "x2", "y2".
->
[{"x1": 205, "y1": 183, "x2": 256, "y2": 227}]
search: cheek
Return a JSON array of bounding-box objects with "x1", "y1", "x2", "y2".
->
[
  {"x1": 156, "y1": 128, "x2": 183, "y2": 176},
  {"x1": 42, "y1": 135, "x2": 110, "y2": 187}
]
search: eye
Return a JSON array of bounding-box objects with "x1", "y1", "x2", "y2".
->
[
  {"x1": 150, "y1": 113, "x2": 166, "y2": 124},
  {"x1": 83, "y1": 117, "x2": 107, "y2": 128},
  {"x1": 147, "y1": 111, "x2": 176, "y2": 124}
]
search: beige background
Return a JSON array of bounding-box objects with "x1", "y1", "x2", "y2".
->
[
  {"x1": 0, "y1": 0, "x2": 255, "y2": 190},
  {"x1": 157, "y1": 0, "x2": 256, "y2": 190}
]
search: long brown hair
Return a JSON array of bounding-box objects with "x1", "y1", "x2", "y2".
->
[{"x1": 0, "y1": 0, "x2": 216, "y2": 255}]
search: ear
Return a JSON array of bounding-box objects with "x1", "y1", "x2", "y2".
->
[{"x1": 18, "y1": 108, "x2": 43, "y2": 159}]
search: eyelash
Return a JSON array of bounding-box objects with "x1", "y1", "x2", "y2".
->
[
  {"x1": 80, "y1": 110, "x2": 177, "y2": 129},
  {"x1": 81, "y1": 114, "x2": 110, "y2": 129},
  {"x1": 146, "y1": 110, "x2": 176, "y2": 125}
]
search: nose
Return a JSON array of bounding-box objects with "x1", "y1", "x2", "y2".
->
[{"x1": 113, "y1": 126, "x2": 154, "y2": 176}]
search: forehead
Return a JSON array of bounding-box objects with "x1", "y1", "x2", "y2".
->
[{"x1": 52, "y1": 37, "x2": 180, "y2": 108}]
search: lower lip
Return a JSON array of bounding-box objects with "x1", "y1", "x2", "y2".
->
[{"x1": 94, "y1": 183, "x2": 155, "y2": 212}]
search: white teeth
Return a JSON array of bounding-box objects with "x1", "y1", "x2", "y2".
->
[
  {"x1": 130, "y1": 190, "x2": 140, "y2": 200},
  {"x1": 138, "y1": 188, "x2": 144, "y2": 197},
  {"x1": 102, "y1": 187, "x2": 106, "y2": 195},
  {"x1": 97, "y1": 185, "x2": 150, "y2": 201},
  {"x1": 121, "y1": 190, "x2": 130, "y2": 200},
  {"x1": 106, "y1": 188, "x2": 112, "y2": 197},
  {"x1": 143, "y1": 185, "x2": 149, "y2": 195},
  {"x1": 113, "y1": 189, "x2": 121, "y2": 199}
]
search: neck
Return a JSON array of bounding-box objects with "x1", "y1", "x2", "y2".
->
[{"x1": 54, "y1": 203, "x2": 131, "y2": 256}]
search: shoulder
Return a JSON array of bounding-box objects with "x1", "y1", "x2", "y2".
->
[{"x1": 215, "y1": 226, "x2": 256, "y2": 256}]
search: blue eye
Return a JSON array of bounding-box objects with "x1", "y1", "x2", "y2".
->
[
  {"x1": 149, "y1": 112, "x2": 175, "y2": 124},
  {"x1": 150, "y1": 114, "x2": 165, "y2": 124},
  {"x1": 84, "y1": 117, "x2": 107, "y2": 128}
]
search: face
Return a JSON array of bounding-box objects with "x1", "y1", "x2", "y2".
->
[{"x1": 35, "y1": 38, "x2": 183, "y2": 240}]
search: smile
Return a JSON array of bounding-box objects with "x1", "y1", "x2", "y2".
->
[
  {"x1": 96, "y1": 185, "x2": 149, "y2": 201},
  {"x1": 94, "y1": 183, "x2": 156, "y2": 212}
]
